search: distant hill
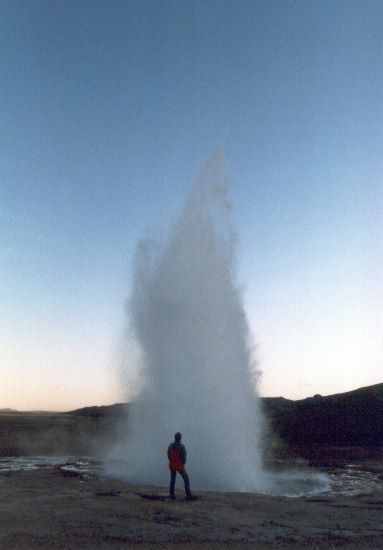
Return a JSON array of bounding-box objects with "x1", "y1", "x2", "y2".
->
[
  {"x1": 67, "y1": 383, "x2": 383, "y2": 447},
  {"x1": 68, "y1": 403, "x2": 129, "y2": 418},
  {"x1": 262, "y1": 383, "x2": 383, "y2": 446},
  {"x1": 0, "y1": 408, "x2": 18, "y2": 413}
]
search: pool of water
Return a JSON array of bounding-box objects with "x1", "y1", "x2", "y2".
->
[
  {"x1": 0, "y1": 456, "x2": 104, "y2": 478},
  {"x1": 1, "y1": 456, "x2": 382, "y2": 497},
  {"x1": 326, "y1": 464, "x2": 383, "y2": 496}
]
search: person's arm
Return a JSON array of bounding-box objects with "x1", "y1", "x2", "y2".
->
[
  {"x1": 181, "y1": 445, "x2": 186, "y2": 464},
  {"x1": 167, "y1": 444, "x2": 172, "y2": 460}
]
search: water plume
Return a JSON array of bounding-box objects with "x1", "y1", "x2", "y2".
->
[{"x1": 110, "y1": 152, "x2": 329, "y2": 496}]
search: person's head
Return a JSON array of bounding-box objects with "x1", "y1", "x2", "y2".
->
[{"x1": 174, "y1": 432, "x2": 182, "y2": 442}]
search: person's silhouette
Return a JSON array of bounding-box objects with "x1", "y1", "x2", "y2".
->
[{"x1": 167, "y1": 432, "x2": 192, "y2": 500}]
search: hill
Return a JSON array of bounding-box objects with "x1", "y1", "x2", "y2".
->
[
  {"x1": 0, "y1": 384, "x2": 381, "y2": 457},
  {"x1": 68, "y1": 383, "x2": 383, "y2": 447},
  {"x1": 68, "y1": 403, "x2": 129, "y2": 418},
  {"x1": 262, "y1": 383, "x2": 383, "y2": 446}
]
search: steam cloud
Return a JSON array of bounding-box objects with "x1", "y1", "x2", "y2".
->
[
  {"x1": 110, "y1": 152, "x2": 330, "y2": 496},
  {"x1": 113, "y1": 152, "x2": 265, "y2": 491}
]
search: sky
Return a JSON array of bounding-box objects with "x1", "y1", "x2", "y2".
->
[{"x1": 1, "y1": 0, "x2": 382, "y2": 411}]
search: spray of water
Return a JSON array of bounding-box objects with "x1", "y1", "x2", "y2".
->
[{"x1": 109, "y1": 152, "x2": 330, "y2": 495}]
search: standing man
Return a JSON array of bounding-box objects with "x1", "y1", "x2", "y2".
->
[{"x1": 167, "y1": 432, "x2": 192, "y2": 500}]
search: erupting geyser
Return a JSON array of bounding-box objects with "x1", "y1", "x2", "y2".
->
[
  {"x1": 111, "y1": 152, "x2": 329, "y2": 496},
  {"x1": 118, "y1": 152, "x2": 265, "y2": 491}
]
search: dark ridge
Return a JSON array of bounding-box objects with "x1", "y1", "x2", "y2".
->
[
  {"x1": 262, "y1": 383, "x2": 383, "y2": 446},
  {"x1": 0, "y1": 384, "x2": 381, "y2": 458},
  {"x1": 66, "y1": 383, "x2": 383, "y2": 447},
  {"x1": 67, "y1": 403, "x2": 129, "y2": 418}
]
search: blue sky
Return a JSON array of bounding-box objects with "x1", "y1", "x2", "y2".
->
[{"x1": 1, "y1": 0, "x2": 382, "y2": 410}]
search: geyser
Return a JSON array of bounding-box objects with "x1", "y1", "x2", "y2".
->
[
  {"x1": 112, "y1": 152, "x2": 330, "y2": 496},
  {"x1": 117, "y1": 152, "x2": 264, "y2": 492}
]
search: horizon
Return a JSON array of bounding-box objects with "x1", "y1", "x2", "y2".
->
[
  {"x1": 2, "y1": 1, "x2": 382, "y2": 411},
  {"x1": 3, "y1": 380, "x2": 382, "y2": 414}
]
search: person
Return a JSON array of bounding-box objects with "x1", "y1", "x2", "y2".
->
[{"x1": 167, "y1": 432, "x2": 192, "y2": 500}]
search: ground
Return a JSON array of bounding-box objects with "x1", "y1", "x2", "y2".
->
[{"x1": 1, "y1": 467, "x2": 382, "y2": 549}]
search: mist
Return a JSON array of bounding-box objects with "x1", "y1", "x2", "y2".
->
[
  {"x1": 110, "y1": 152, "x2": 266, "y2": 491},
  {"x1": 109, "y1": 152, "x2": 329, "y2": 496}
]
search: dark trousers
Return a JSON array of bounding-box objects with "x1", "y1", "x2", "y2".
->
[{"x1": 170, "y1": 469, "x2": 191, "y2": 498}]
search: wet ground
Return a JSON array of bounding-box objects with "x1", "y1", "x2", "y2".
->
[
  {"x1": 1, "y1": 455, "x2": 382, "y2": 497},
  {"x1": 1, "y1": 455, "x2": 382, "y2": 549}
]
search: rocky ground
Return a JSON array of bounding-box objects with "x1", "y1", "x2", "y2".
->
[
  {"x1": 1, "y1": 405, "x2": 382, "y2": 549},
  {"x1": 1, "y1": 465, "x2": 383, "y2": 549}
]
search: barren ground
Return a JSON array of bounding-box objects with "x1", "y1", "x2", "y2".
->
[
  {"x1": 1, "y1": 413, "x2": 382, "y2": 548},
  {"x1": 1, "y1": 466, "x2": 383, "y2": 549}
]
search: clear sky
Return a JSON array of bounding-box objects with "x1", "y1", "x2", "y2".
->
[{"x1": 1, "y1": 0, "x2": 382, "y2": 411}]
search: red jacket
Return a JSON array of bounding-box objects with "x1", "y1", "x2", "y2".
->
[{"x1": 167, "y1": 442, "x2": 186, "y2": 471}]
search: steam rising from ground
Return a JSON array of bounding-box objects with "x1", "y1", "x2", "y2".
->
[{"x1": 109, "y1": 153, "x2": 329, "y2": 495}]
